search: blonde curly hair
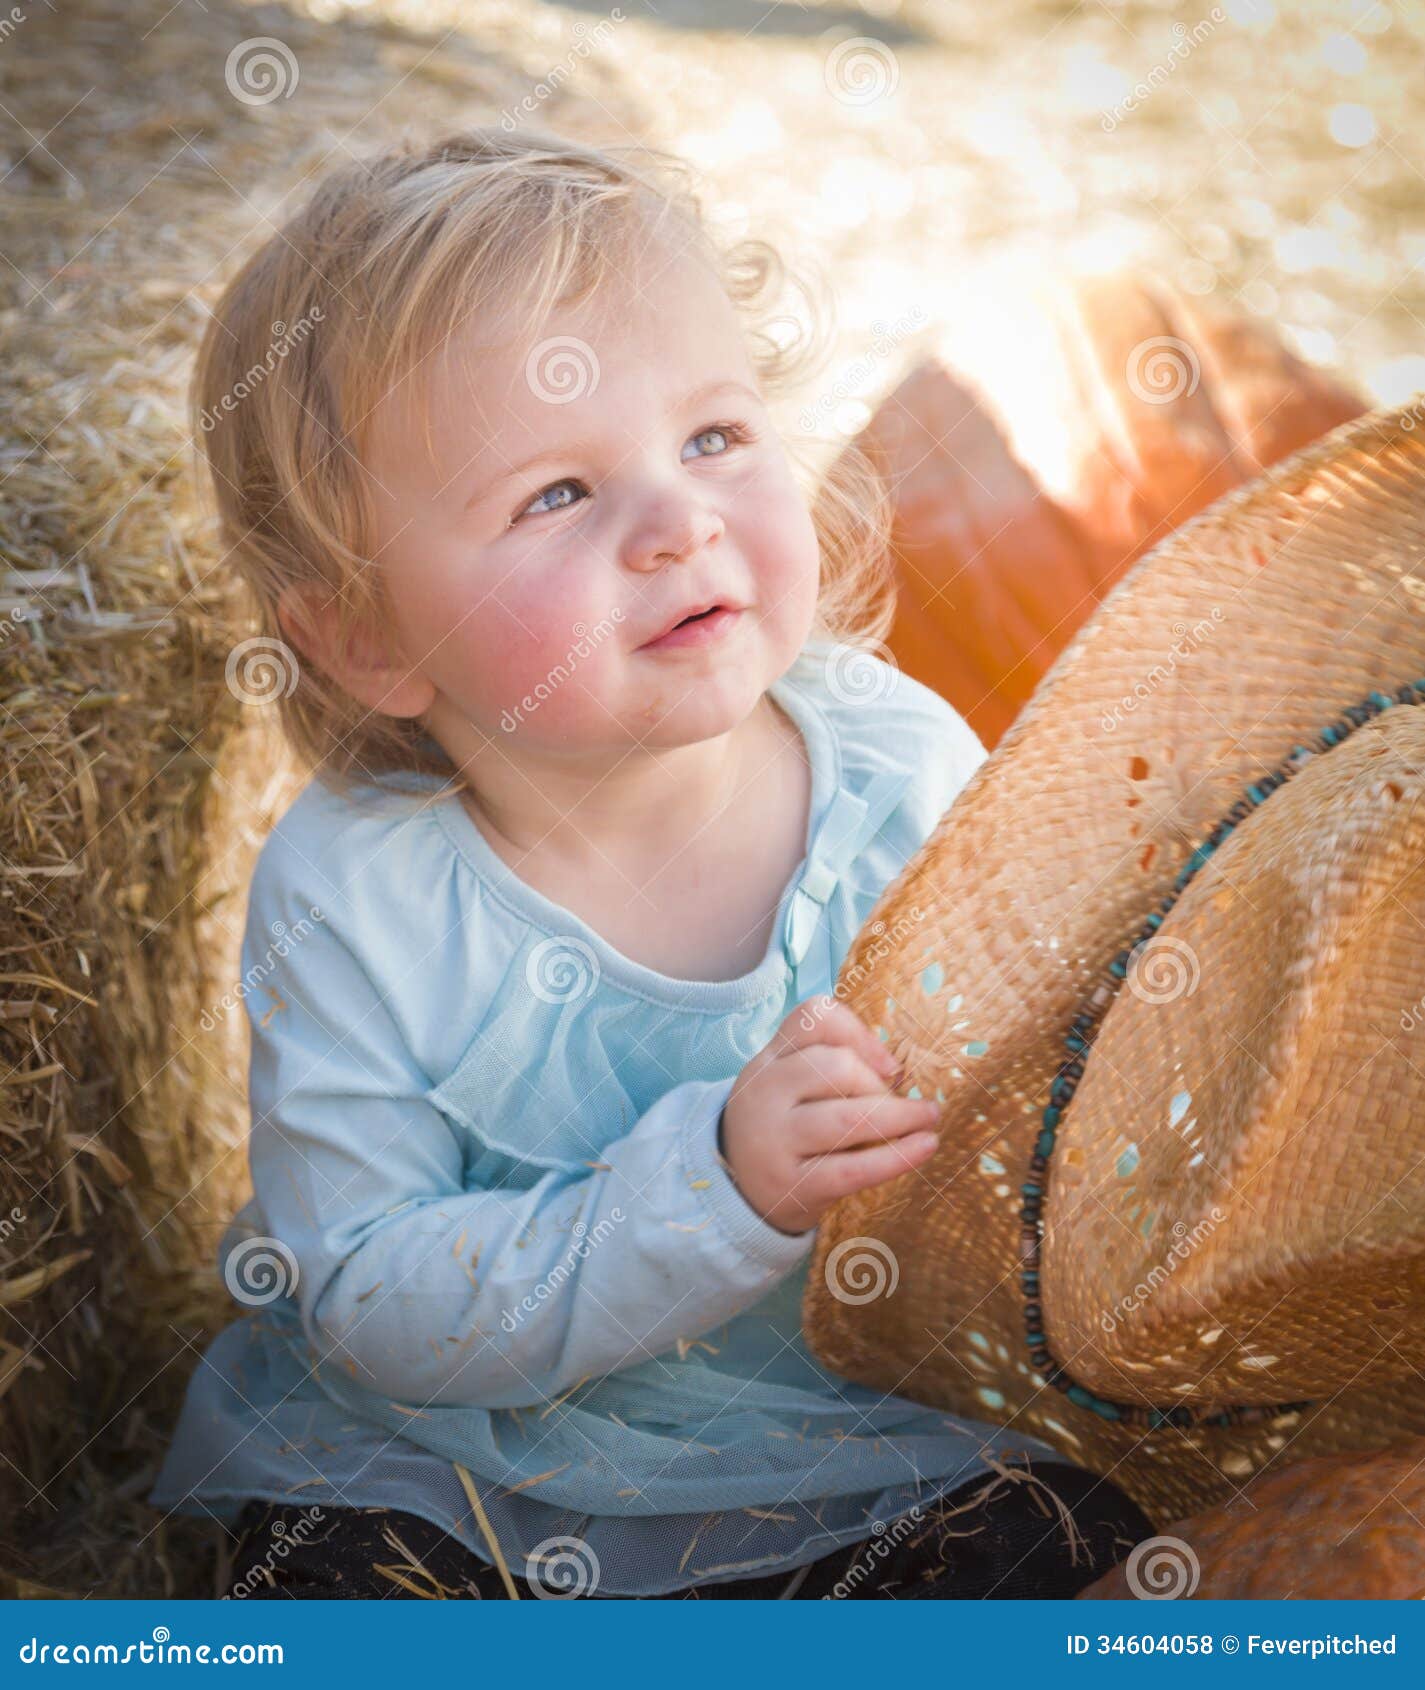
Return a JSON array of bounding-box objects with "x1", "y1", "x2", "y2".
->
[{"x1": 193, "y1": 124, "x2": 895, "y2": 798}]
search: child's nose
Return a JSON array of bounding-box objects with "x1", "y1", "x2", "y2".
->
[{"x1": 621, "y1": 492, "x2": 725, "y2": 573}]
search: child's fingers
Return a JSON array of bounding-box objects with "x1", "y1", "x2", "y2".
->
[
  {"x1": 781, "y1": 1043, "x2": 890, "y2": 1105},
  {"x1": 803, "y1": 1132, "x2": 940, "y2": 1204},
  {"x1": 797, "y1": 1092, "x2": 941, "y2": 1153},
  {"x1": 773, "y1": 996, "x2": 900, "y2": 1082}
]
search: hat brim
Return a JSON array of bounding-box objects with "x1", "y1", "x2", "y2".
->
[{"x1": 803, "y1": 399, "x2": 1425, "y2": 1525}]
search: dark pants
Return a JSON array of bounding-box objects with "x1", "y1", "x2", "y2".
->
[{"x1": 225, "y1": 1458, "x2": 1154, "y2": 1599}]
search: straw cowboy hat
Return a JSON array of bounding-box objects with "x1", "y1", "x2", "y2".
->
[{"x1": 802, "y1": 399, "x2": 1425, "y2": 1529}]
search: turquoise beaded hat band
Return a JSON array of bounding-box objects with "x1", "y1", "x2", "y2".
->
[{"x1": 1020, "y1": 680, "x2": 1424, "y2": 1432}]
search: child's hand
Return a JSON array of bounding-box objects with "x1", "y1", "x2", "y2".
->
[{"x1": 718, "y1": 996, "x2": 942, "y2": 1235}]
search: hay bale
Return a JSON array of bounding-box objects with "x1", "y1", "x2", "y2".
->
[
  {"x1": 0, "y1": 197, "x2": 284, "y2": 1602},
  {"x1": 0, "y1": 0, "x2": 652, "y2": 1599}
]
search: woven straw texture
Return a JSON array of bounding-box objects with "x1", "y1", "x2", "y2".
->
[{"x1": 804, "y1": 400, "x2": 1425, "y2": 1526}]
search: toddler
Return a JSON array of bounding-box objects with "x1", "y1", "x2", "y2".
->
[{"x1": 149, "y1": 126, "x2": 1152, "y2": 1598}]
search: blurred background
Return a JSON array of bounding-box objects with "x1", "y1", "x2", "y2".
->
[{"x1": 0, "y1": 0, "x2": 1420, "y2": 1598}]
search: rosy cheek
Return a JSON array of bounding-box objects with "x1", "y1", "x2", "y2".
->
[
  {"x1": 752, "y1": 499, "x2": 819, "y2": 602},
  {"x1": 462, "y1": 579, "x2": 614, "y2": 731}
]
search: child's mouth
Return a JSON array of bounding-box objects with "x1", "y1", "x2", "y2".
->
[{"x1": 640, "y1": 603, "x2": 742, "y2": 652}]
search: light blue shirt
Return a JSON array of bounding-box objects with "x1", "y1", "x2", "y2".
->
[{"x1": 148, "y1": 640, "x2": 1061, "y2": 1594}]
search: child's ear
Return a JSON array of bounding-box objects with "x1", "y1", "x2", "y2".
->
[{"x1": 276, "y1": 582, "x2": 434, "y2": 720}]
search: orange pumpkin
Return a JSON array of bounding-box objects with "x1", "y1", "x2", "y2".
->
[
  {"x1": 1079, "y1": 1439, "x2": 1425, "y2": 1601},
  {"x1": 1057, "y1": 275, "x2": 1366, "y2": 577},
  {"x1": 849, "y1": 361, "x2": 1102, "y2": 751},
  {"x1": 843, "y1": 276, "x2": 1366, "y2": 750}
]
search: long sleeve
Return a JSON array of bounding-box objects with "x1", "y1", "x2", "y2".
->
[
  {"x1": 153, "y1": 656, "x2": 1067, "y2": 1591},
  {"x1": 235, "y1": 858, "x2": 810, "y2": 1413}
]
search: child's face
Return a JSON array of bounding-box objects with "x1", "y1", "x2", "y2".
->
[{"x1": 362, "y1": 240, "x2": 822, "y2": 764}]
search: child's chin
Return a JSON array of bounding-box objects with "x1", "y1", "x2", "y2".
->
[{"x1": 625, "y1": 678, "x2": 765, "y2": 743}]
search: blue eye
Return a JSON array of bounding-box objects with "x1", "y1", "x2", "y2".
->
[
  {"x1": 685, "y1": 426, "x2": 731, "y2": 458},
  {"x1": 520, "y1": 480, "x2": 581, "y2": 520},
  {"x1": 508, "y1": 419, "x2": 756, "y2": 527}
]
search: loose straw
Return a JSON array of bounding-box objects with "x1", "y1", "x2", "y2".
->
[{"x1": 453, "y1": 1463, "x2": 520, "y2": 1599}]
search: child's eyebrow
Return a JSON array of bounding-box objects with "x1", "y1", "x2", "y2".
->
[{"x1": 459, "y1": 376, "x2": 761, "y2": 510}]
